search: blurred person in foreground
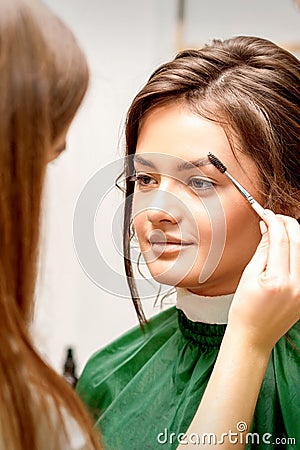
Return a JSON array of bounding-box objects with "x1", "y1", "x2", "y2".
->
[{"x1": 0, "y1": 0, "x2": 102, "y2": 449}]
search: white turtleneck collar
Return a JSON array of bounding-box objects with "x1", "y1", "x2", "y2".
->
[{"x1": 176, "y1": 287, "x2": 234, "y2": 324}]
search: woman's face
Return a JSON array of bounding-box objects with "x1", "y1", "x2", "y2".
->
[{"x1": 132, "y1": 103, "x2": 265, "y2": 295}]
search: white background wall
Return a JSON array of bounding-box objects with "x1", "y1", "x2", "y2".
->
[{"x1": 33, "y1": 0, "x2": 300, "y2": 375}]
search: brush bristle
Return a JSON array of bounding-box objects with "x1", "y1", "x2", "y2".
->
[{"x1": 207, "y1": 152, "x2": 227, "y2": 173}]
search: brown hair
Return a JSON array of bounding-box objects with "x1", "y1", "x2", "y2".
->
[
  {"x1": 123, "y1": 36, "x2": 300, "y2": 323},
  {"x1": 0, "y1": 0, "x2": 101, "y2": 448}
]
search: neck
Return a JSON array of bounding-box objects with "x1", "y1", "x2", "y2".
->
[{"x1": 176, "y1": 287, "x2": 235, "y2": 324}]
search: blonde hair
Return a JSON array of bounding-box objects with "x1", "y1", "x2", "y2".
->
[{"x1": 0, "y1": 0, "x2": 101, "y2": 448}]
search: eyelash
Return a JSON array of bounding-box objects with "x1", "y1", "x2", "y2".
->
[
  {"x1": 130, "y1": 173, "x2": 215, "y2": 192},
  {"x1": 130, "y1": 174, "x2": 156, "y2": 186},
  {"x1": 189, "y1": 178, "x2": 214, "y2": 191}
]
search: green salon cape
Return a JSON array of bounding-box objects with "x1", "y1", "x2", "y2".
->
[{"x1": 77, "y1": 307, "x2": 300, "y2": 449}]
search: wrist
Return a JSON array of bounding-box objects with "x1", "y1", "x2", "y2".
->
[{"x1": 223, "y1": 324, "x2": 273, "y2": 361}]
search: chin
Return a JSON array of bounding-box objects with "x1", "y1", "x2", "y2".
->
[
  {"x1": 150, "y1": 271, "x2": 176, "y2": 286},
  {"x1": 150, "y1": 268, "x2": 203, "y2": 289}
]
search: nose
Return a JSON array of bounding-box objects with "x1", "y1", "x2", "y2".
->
[{"x1": 146, "y1": 188, "x2": 183, "y2": 226}]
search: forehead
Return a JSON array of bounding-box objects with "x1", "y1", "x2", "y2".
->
[
  {"x1": 135, "y1": 104, "x2": 232, "y2": 171},
  {"x1": 134, "y1": 103, "x2": 260, "y2": 182}
]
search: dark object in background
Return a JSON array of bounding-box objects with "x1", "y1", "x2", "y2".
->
[{"x1": 63, "y1": 347, "x2": 78, "y2": 388}]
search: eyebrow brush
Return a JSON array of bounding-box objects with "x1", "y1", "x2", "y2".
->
[{"x1": 207, "y1": 152, "x2": 266, "y2": 220}]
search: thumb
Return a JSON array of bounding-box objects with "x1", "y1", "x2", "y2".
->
[{"x1": 245, "y1": 221, "x2": 269, "y2": 275}]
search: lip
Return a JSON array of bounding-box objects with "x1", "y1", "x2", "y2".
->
[
  {"x1": 150, "y1": 242, "x2": 193, "y2": 256},
  {"x1": 148, "y1": 232, "x2": 194, "y2": 255},
  {"x1": 149, "y1": 232, "x2": 193, "y2": 246}
]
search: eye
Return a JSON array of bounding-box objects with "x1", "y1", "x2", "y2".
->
[
  {"x1": 129, "y1": 173, "x2": 157, "y2": 188},
  {"x1": 188, "y1": 177, "x2": 215, "y2": 192}
]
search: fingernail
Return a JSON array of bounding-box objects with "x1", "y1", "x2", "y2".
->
[
  {"x1": 259, "y1": 221, "x2": 268, "y2": 234},
  {"x1": 264, "y1": 209, "x2": 274, "y2": 217}
]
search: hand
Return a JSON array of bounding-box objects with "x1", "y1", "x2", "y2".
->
[{"x1": 228, "y1": 210, "x2": 300, "y2": 353}]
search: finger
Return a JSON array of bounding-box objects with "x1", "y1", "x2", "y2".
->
[
  {"x1": 259, "y1": 220, "x2": 267, "y2": 235},
  {"x1": 277, "y1": 215, "x2": 300, "y2": 279},
  {"x1": 263, "y1": 210, "x2": 289, "y2": 277},
  {"x1": 245, "y1": 225, "x2": 269, "y2": 275}
]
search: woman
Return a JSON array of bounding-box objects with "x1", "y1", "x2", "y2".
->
[
  {"x1": 0, "y1": 0, "x2": 102, "y2": 448},
  {"x1": 77, "y1": 36, "x2": 300, "y2": 449}
]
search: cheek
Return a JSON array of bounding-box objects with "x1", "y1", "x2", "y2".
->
[
  {"x1": 223, "y1": 198, "x2": 261, "y2": 264},
  {"x1": 132, "y1": 195, "x2": 143, "y2": 235},
  {"x1": 195, "y1": 194, "x2": 227, "y2": 246},
  {"x1": 132, "y1": 212, "x2": 148, "y2": 247},
  {"x1": 193, "y1": 211, "x2": 212, "y2": 244},
  {"x1": 193, "y1": 197, "x2": 228, "y2": 282}
]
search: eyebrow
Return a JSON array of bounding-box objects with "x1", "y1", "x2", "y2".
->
[{"x1": 133, "y1": 155, "x2": 211, "y2": 171}]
